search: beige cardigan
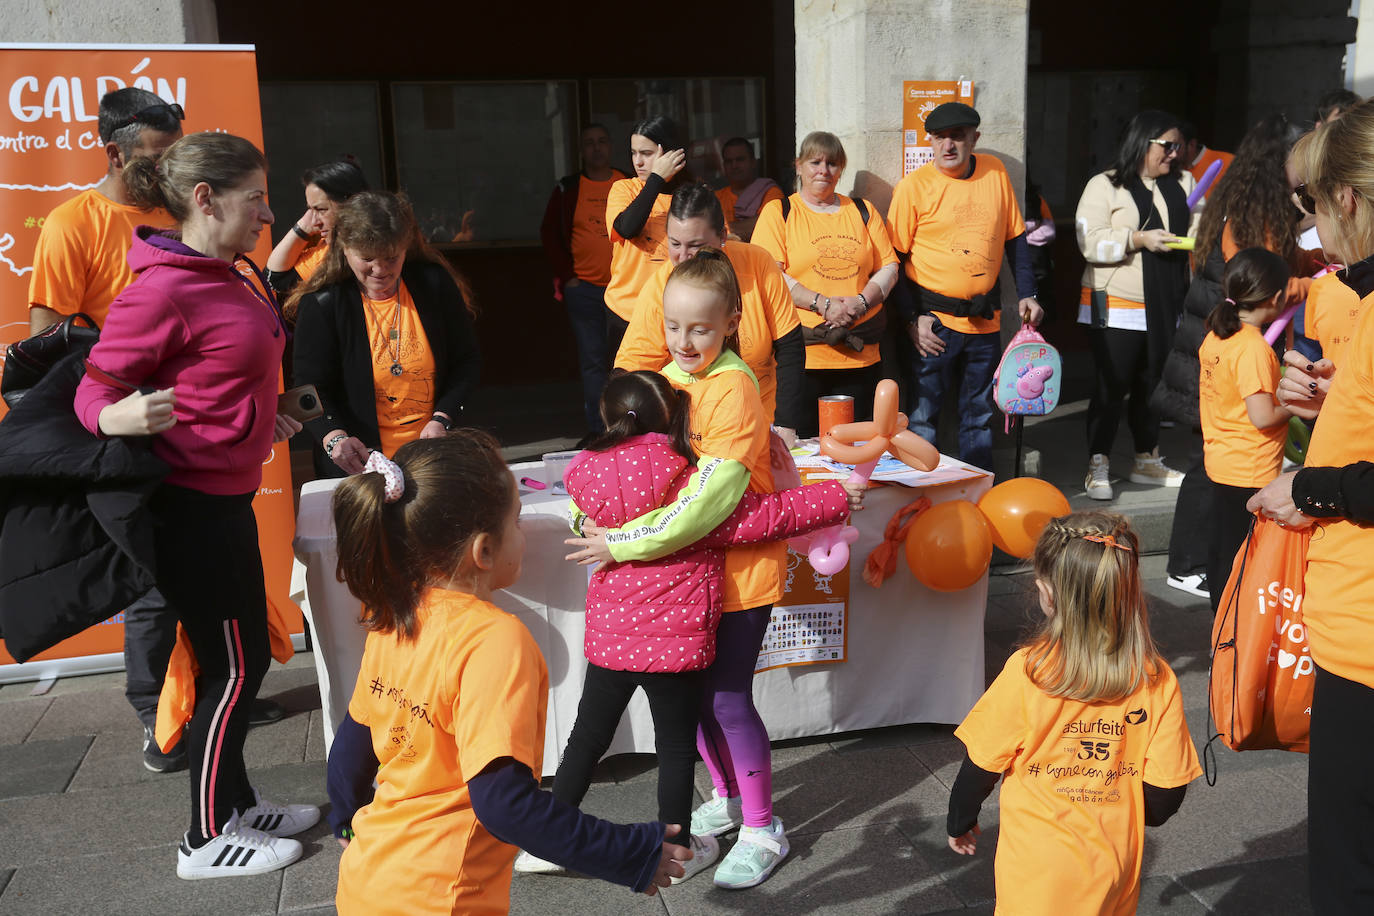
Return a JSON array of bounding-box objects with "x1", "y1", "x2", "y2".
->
[{"x1": 1075, "y1": 170, "x2": 1201, "y2": 303}]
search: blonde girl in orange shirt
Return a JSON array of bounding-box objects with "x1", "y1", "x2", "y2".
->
[
  {"x1": 1197, "y1": 248, "x2": 1293, "y2": 612},
  {"x1": 326, "y1": 433, "x2": 689, "y2": 915},
  {"x1": 947, "y1": 512, "x2": 1201, "y2": 915}
]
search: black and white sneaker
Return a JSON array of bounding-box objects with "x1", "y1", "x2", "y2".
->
[
  {"x1": 239, "y1": 788, "x2": 321, "y2": 837},
  {"x1": 1166, "y1": 573, "x2": 1209, "y2": 599},
  {"x1": 176, "y1": 813, "x2": 302, "y2": 879},
  {"x1": 142, "y1": 725, "x2": 187, "y2": 774}
]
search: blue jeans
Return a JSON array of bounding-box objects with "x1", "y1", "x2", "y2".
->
[
  {"x1": 563, "y1": 281, "x2": 610, "y2": 433},
  {"x1": 907, "y1": 324, "x2": 999, "y2": 472}
]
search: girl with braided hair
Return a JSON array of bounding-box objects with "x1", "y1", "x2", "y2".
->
[{"x1": 945, "y1": 511, "x2": 1202, "y2": 915}]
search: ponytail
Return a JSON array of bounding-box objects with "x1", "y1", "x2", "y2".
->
[
  {"x1": 586, "y1": 370, "x2": 694, "y2": 460},
  {"x1": 122, "y1": 156, "x2": 174, "y2": 215},
  {"x1": 1209, "y1": 246, "x2": 1290, "y2": 339},
  {"x1": 120, "y1": 131, "x2": 266, "y2": 225}
]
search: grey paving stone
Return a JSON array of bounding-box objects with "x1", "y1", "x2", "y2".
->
[
  {"x1": 510, "y1": 872, "x2": 667, "y2": 915},
  {"x1": 921, "y1": 904, "x2": 995, "y2": 916},
  {"x1": 304, "y1": 709, "x2": 327, "y2": 763},
  {"x1": 1177, "y1": 853, "x2": 1312, "y2": 914},
  {"x1": 0, "y1": 867, "x2": 12, "y2": 897},
  {"x1": 0, "y1": 697, "x2": 48, "y2": 746},
  {"x1": 661, "y1": 823, "x2": 960, "y2": 915},
  {"x1": 909, "y1": 736, "x2": 981, "y2": 792},
  {"x1": 896, "y1": 815, "x2": 998, "y2": 907},
  {"x1": 0, "y1": 735, "x2": 90, "y2": 800},
  {"x1": 0, "y1": 844, "x2": 283, "y2": 916},
  {"x1": 250, "y1": 760, "x2": 331, "y2": 811},
  {"x1": 0, "y1": 778, "x2": 185, "y2": 867},
  {"x1": 25, "y1": 687, "x2": 139, "y2": 741},
  {"x1": 66, "y1": 729, "x2": 186, "y2": 792},
  {"x1": 577, "y1": 770, "x2": 663, "y2": 826},
  {"x1": 828, "y1": 722, "x2": 956, "y2": 753},
  {"x1": 279, "y1": 837, "x2": 345, "y2": 912},
  {"x1": 768, "y1": 744, "x2": 948, "y2": 837},
  {"x1": 243, "y1": 709, "x2": 312, "y2": 769},
  {"x1": 1137, "y1": 874, "x2": 1212, "y2": 914},
  {"x1": 1179, "y1": 703, "x2": 1308, "y2": 785},
  {"x1": 279, "y1": 908, "x2": 338, "y2": 916},
  {"x1": 260, "y1": 662, "x2": 327, "y2": 716}
]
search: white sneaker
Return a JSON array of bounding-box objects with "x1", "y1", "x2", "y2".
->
[
  {"x1": 671, "y1": 833, "x2": 720, "y2": 884},
  {"x1": 513, "y1": 850, "x2": 564, "y2": 874},
  {"x1": 713, "y1": 817, "x2": 789, "y2": 889},
  {"x1": 690, "y1": 789, "x2": 743, "y2": 837},
  {"x1": 176, "y1": 812, "x2": 302, "y2": 879},
  {"x1": 1085, "y1": 454, "x2": 1113, "y2": 500},
  {"x1": 239, "y1": 788, "x2": 320, "y2": 837},
  {"x1": 1130, "y1": 448, "x2": 1185, "y2": 487},
  {"x1": 1166, "y1": 573, "x2": 1209, "y2": 599}
]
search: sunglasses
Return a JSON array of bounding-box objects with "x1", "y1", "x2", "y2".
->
[
  {"x1": 1148, "y1": 139, "x2": 1182, "y2": 155},
  {"x1": 1292, "y1": 183, "x2": 1317, "y2": 215},
  {"x1": 108, "y1": 102, "x2": 185, "y2": 135}
]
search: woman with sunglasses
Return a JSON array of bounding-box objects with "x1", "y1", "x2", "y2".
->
[
  {"x1": 1075, "y1": 110, "x2": 1197, "y2": 501},
  {"x1": 1151, "y1": 113, "x2": 1319, "y2": 603}
]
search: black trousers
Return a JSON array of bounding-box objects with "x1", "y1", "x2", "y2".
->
[
  {"x1": 799, "y1": 363, "x2": 885, "y2": 438},
  {"x1": 1309, "y1": 664, "x2": 1374, "y2": 913},
  {"x1": 150, "y1": 485, "x2": 271, "y2": 841},
  {"x1": 605, "y1": 308, "x2": 630, "y2": 365},
  {"x1": 1087, "y1": 326, "x2": 1159, "y2": 457},
  {"x1": 123, "y1": 587, "x2": 178, "y2": 731},
  {"x1": 1207, "y1": 479, "x2": 1258, "y2": 614},
  {"x1": 552, "y1": 663, "x2": 703, "y2": 847},
  {"x1": 1166, "y1": 431, "x2": 1214, "y2": 580}
]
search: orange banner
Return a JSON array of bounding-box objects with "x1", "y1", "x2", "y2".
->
[
  {"x1": 902, "y1": 79, "x2": 975, "y2": 176},
  {"x1": 0, "y1": 44, "x2": 301, "y2": 671}
]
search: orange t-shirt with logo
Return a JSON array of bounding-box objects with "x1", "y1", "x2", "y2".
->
[
  {"x1": 750, "y1": 194, "x2": 898, "y2": 370},
  {"x1": 605, "y1": 178, "x2": 672, "y2": 321},
  {"x1": 1299, "y1": 288, "x2": 1374, "y2": 687},
  {"x1": 1198, "y1": 324, "x2": 1285, "y2": 488},
  {"x1": 664, "y1": 352, "x2": 783, "y2": 612},
  {"x1": 956, "y1": 647, "x2": 1201, "y2": 916},
  {"x1": 571, "y1": 171, "x2": 625, "y2": 285},
  {"x1": 616, "y1": 239, "x2": 798, "y2": 420},
  {"x1": 887, "y1": 156, "x2": 1025, "y2": 335},
  {"x1": 361, "y1": 281, "x2": 437, "y2": 457},
  {"x1": 336, "y1": 588, "x2": 548, "y2": 916},
  {"x1": 28, "y1": 188, "x2": 176, "y2": 327},
  {"x1": 1304, "y1": 273, "x2": 1363, "y2": 367}
]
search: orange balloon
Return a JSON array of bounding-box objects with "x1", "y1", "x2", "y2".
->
[
  {"x1": 888, "y1": 429, "x2": 939, "y2": 472},
  {"x1": 905, "y1": 500, "x2": 993, "y2": 592},
  {"x1": 976, "y1": 477, "x2": 1071, "y2": 559}
]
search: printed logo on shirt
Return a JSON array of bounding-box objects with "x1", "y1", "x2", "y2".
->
[
  {"x1": 949, "y1": 199, "x2": 998, "y2": 278},
  {"x1": 1124, "y1": 708, "x2": 1148, "y2": 725},
  {"x1": 811, "y1": 233, "x2": 863, "y2": 281}
]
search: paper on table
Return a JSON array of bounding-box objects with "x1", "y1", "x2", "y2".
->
[{"x1": 797, "y1": 449, "x2": 989, "y2": 488}]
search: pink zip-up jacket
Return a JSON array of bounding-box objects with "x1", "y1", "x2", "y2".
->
[
  {"x1": 566, "y1": 433, "x2": 849, "y2": 673},
  {"x1": 74, "y1": 227, "x2": 285, "y2": 495}
]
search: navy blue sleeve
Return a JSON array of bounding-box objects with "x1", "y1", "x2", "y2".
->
[
  {"x1": 612, "y1": 174, "x2": 666, "y2": 240},
  {"x1": 947, "y1": 752, "x2": 1001, "y2": 837},
  {"x1": 326, "y1": 712, "x2": 378, "y2": 838},
  {"x1": 771, "y1": 325, "x2": 805, "y2": 431},
  {"x1": 1003, "y1": 232, "x2": 1038, "y2": 301},
  {"x1": 469, "y1": 759, "x2": 665, "y2": 892}
]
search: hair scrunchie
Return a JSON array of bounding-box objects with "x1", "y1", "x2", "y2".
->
[{"x1": 363, "y1": 450, "x2": 406, "y2": 503}]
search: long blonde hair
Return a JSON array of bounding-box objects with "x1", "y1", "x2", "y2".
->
[
  {"x1": 1024, "y1": 511, "x2": 1161, "y2": 703},
  {"x1": 1304, "y1": 99, "x2": 1374, "y2": 263}
]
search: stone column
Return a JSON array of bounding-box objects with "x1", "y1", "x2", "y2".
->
[
  {"x1": 793, "y1": 0, "x2": 1028, "y2": 215},
  {"x1": 10, "y1": 0, "x2": 218, "y2": 42}
]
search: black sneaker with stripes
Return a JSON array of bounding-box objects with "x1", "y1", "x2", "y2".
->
[{"x1": 176, "y1": 813, "x2": 303, "y2": 879}]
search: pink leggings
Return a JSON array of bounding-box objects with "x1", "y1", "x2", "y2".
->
[{"x1": 696, "y1": 605, "x2": 773, "y2": 828}]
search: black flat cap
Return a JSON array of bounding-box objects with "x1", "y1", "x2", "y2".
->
[{"x1": 925, "y1": 102, "x2": 980, "y2": 133}]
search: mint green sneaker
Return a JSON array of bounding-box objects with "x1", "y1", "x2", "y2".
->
[
  {"x1": 713, "y1": 817, "x2": 788, "y2": 889},
  {"x1": 690, "y1": 789, "x2": 743, "y2": 837}
]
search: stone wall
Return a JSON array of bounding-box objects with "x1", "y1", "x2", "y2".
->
[{"x1": 8, "y1": 0, "x2": 218, "y2": 43}]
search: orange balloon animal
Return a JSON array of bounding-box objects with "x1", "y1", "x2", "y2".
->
[
  {"x1": 820, "y1": 379, "x2": 938, "y2": 480},
  {"x1": 904, "y1": 499, "x2": 993, "y2": 591}
]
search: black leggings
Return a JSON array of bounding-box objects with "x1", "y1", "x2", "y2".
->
[
  {"x1": 551, "y1": 663, "x2": 703, "y2": 847},
  {"x1": 1309, "y1": 664, "x2": 1374, "y2": 913},
  {"x1": 1087, "y1": 326, "x2": 1159, "y2": 456},
  {"x1": 1206, "y1": 479, "x2": 1258, "y2": 614},
  {"x1": 150, "y1": 485, "x2": 271, "y2": 842}
]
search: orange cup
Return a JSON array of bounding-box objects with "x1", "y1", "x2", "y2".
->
[{"x1": 818, "y1": 395, "x2": 854, "y2": 439}]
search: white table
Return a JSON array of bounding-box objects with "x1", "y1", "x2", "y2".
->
[{"x1": 293, "y1": 461, "x2": 993, "y2": 771}]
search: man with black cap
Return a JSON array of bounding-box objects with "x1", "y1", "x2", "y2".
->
[{"x1": 887, "y1": 101, "x2": 1041, "y2": 473}]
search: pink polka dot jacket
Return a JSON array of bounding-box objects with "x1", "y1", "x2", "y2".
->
[{"x1": 565, "y1": 433, "x2": 850, "y2": 672}]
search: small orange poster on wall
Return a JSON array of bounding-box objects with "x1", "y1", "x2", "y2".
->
[
  {"x1": 902, "y1": 79, "x2": 975, "y2": 176},
  {"x1": 0, "y1": 44, "x2": 300, "y2": 675}
]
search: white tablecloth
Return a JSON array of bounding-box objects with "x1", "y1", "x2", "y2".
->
[{"x1": 293, "y1": 461, "x2": 993, "y2": 772}]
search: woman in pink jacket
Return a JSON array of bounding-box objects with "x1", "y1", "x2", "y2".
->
[
  {"x1": 74, "y1": 132, "x2": 318, "y2": 881},
  {"x1": 516, "y1": 370, "x2": 853, "y2": 882}
]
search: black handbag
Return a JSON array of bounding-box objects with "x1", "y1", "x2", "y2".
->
[{"x1": 1, "y1": 313, "x2": 100, "y2": 407}]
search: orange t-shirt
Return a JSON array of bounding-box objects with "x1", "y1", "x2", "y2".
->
[
  {"x1": 605, "y1": 178, "x2": 672, "y2": 321},
  {"x1": 1299, "y1": 288, "x2": 1374, "y2": 686},
  {"x1": 716, "y1": 184, "x2": 784, "y2": 222},
  {"x1": 1188, "y1": 148, "x2": 1233, "y2": 199},
  {"x1": 750, "y1": 194, "x2": 898, "y2": 370},
  {"x1": 295, "y1": 242, "x2": 329, "y2": 282},
  {"x1": 616, "y1": 239, "x2": 799, "y2": 420},
  {"x1": 1198, "y1": 324, "x2": 1285, "y2": 488},
  {"x1": 27, "y1": 188, "x2": 176, "y2": 327},
  {"x1": 665, "y1": 352, "x2": 783, "y2": 612},
  {"x1": 361, "y1": 281, "x2": 437, "y2": 457},
  {"x1": 571, "y1": 171, "x2": 624, "y2": 285},
  {"x1": 336, "y1": 588, "x2": 548, "y2": 916},
  {"x1": 1304, "y1": 273, "x2": 1363, "y2": 367},
  {"x1": 886, "y1": 156, "x2": 1026, "y2": 335},
  {"x1": 956, "y1": 648, "x2": 1202, "y2": 916}
]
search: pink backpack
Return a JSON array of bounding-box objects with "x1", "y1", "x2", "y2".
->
[{"x1": 992, "y1": 325, "x2": 1061, "y2": 431}]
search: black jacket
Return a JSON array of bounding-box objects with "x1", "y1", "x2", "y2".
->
[
  {"x1": 292, "y1": 260, "x2": 480, "y2": 476},
  {"x1": 0, "y1": 352, "x2": 167, "y2": 662},
  {"x1": 1151, "y1": 242, "x2": 1224, "y2": 429}
]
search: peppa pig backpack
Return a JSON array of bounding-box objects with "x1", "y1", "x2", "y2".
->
[{"x1": 992, "y1": 324, "x2": 1062, "y2": 431}]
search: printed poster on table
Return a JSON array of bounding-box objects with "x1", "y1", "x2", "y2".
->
[
  {"x1": 756, "y1": 545, "x2": 849, "y2": 673},
  {"x1": 0, "y1": 44, "x2": 301, "y2": 674},
  {"x1": 902, "y1": 79, "x2": 975, "y2": 176}
]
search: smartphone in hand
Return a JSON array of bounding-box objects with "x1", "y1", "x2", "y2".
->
[{"x1": 278, "y1": 384, "x2": 324, "y2": 423}]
